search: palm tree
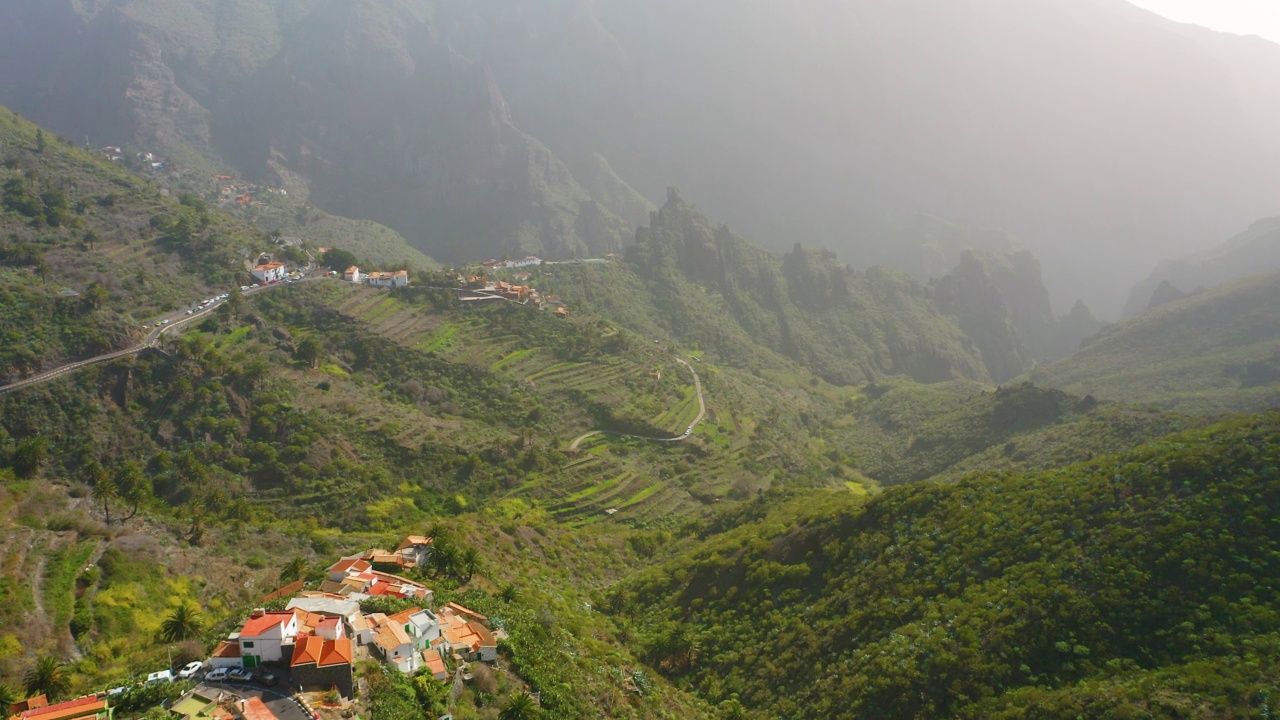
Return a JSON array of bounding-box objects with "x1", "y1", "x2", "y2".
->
[
  {"x1": 459, "y1": 547, "x2": 481, "y2": 583},
  {"x1": 0, "y1": 684, "x2": 18, "y2": 713},
  {"x1": 160, "y1": 603, "x2": 204, "y2": 642},
  {"x1": 498, "y1": 692, "x2": 542, "y2": 720},
  {"x1": 24, "y1": 657, "x2": 69, "y2": 700},
  {"x1": 498, "y1": 584, "x2": 520, "y2": 603},
  {"x1": 280, "y1": 557, "x2": 310, "y2": 584}
]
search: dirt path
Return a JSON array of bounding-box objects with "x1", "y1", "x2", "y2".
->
[{"x1": 567, "y1": 355, "x2": 707, "y2": 449}]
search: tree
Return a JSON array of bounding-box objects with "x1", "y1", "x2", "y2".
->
[
  {"x1": 296, "y1": 336, "x2": 323, "y2": 369},
  {"x1": 12, "y1": 437, "x2": 49, "y2": 478},
  {"x1": 35, "y1": 129, "x2": 45, "y2": 154},
  {"x1": 498, "y1": 692, "x2": 542, "y2": 720},
  {"x1": 459, "y1": 546, "x2": 480, "y2": 583},
  {"x1": 322, "y1": 248, "x2": 358, "y2": 272},
  {"x1": 24, "y1": 657, "x2": 69, "y2": 700},
  {"x1": 280, "y1": 557, "x2": 310, "y2": 585},
  {"x1": 226, "y1": 287, "x2": 245, "y2": 318},
  {"x1": 84, "y1": 281, "x2": 109, "y2": 311},
  {"x1": 82, "y1": 230, "x2": 98, "y2": 251},
  {"x1": 88, "y1": 461, "x2": 117, "y2": 524},
  {"x1": 0, "y1": 684, "x2": 17, "y2": 713},
  {"x1": 498, "y1": 584, "x2": 520, "y2": 603},
  {"x1": 160, "y1": 603, "x2": 204, "y2": 642}
]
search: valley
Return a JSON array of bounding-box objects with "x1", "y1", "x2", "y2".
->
[{"x1": 0, "y1": 3, "x2": 1279, "y2": 719}]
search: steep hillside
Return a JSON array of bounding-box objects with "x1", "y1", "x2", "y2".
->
[
  {"x1": 1124, "y1": 216, "x2": 1280, "y2": 317},
  {"x1": 4, "y1": 0, "x2": 1279, "y2": 310},
  {"x1": 0, "y1": 107, "x2": 280, "y2": 379},
  {"x1": 610, "y1": 413, "x2": 1280, "y2": 719},
  {"x1": 1029, "y1": 271, "x2": 1280, "y2": 413},
  {"x1": 538, "y1": 190, "x2": 998, "y2": 387}
]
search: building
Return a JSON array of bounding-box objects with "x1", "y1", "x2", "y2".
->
[
  {"x1": 387, "y1": 608, "x2": 441, "y2": 651},
  {"x1": 368, "y1": 270, "x2": 410, "y2": 288},
  {"x1": 235, "y1": 697, "x2": 277, "y2": 720},
  {"x1": 423, "y1": 651, "x2": 449, "y2": 681},
  {"x1": 372, "y1": 622, "x2": 419, "y2": 674},
  {"x1": 395, "y1": 535, "x2": 433, "y2": 568},
  {"x1": 437, "y1": 606, "x2": 498, "y2": 663},
  {"x1": 343, "y1": 266, "x2": 361, "y2": 282},
  {"x1": 327, "y1": 557, "x2": 371, "y2": 583},
  {"x1": 250, "y1": 262, "x2": 287, "y2": 283},
  {"x1": 290, "y1": 636, "x2": 354, "y2": 698},
  {"x1": 10, "y1": 696, "x2": 111, "y2": 720},
  {"x1": 209, "y1": 640, "x2": 242, "y2": 669},
  {"x1": 237, "y1": 610, "x2": 299, "y2": 667}
]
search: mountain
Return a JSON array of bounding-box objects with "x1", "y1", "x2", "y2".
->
[
  {"x1": 1029, "y1": 271, "x2": 1280, "y2": 413},
  {"x1": 930, "y1": 249, "x2": 1104, "y2": 380},
  {"x1": 5, "y1": 107, "x2": 1277, "y2": 720},
  {"x1": 3, "y1": 0, "x2": 1279, "y2": 313},
  {"x1": 1123, "y1": 216, "x2": 1280, "y2": 317},
  {"x1": 610, "y1": 413, "x2": 1280, "y2": 719}
]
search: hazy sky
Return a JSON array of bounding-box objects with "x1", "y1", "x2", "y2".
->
[{"x1": 1126, "y1": 0, "x2": 1280, "y2": 43}]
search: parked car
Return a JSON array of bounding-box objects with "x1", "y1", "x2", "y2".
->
[
  {"x1": 145, "y1": 670, "x2": 174, "y2": 685},
  {"x1": 240, "y1": 286, "x2": 250, "y2": 291},
  {"x1": 227, "y1": 668, "x2": 254, "y2": 683},
  {"x1": 255, "y1": 671, "x2": 279, "y2": 687},
  {"x1": 205, "y1": 668, "x2": 229, "y2": 682},
  {"x1": 178, "y1": 661, "x2": 203, "y2": 679},
  {"x1": 251, "y1": 283, "x2": 260, "y2": 288}
]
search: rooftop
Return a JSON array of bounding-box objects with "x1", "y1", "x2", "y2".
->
[
  {"x1": 20, "y1": 696, "x2": 106, "y2": 720},
  {"x1": 240, "y1": 611, "x2": 295, "y2": 637},
  {"x1": 238, "y1": 697, "x2": 278, "y2": 720}
]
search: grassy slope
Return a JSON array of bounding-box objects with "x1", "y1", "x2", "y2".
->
[
  {"x1": 0, "y1": 106, "x2": 269, "y2": 376},
  {"x1": 1028, "y1": 271, "x2": 1280, "y2": 413},
  {"x1": 611, "y1": 413, "x2": 1280, "y2": 719}
]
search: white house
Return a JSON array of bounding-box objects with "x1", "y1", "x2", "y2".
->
[
  {"x1": 386, "y1": 608, "x2": 441, "y2": 651},
  {"x1": 395, "y1": 535, "x2": 433, "y2": 568},
  {"x1": 372, "y1": 622, "x2": 420, "y2": 674},
  {"x1": 343, "y1": 266, "x2": 361, "y2": 282},
  {"x1": 250, "y1": 262, "x2": 288, "y2": 283},
  {"x1": 367, "y1": 270, "x2": 409, "y2": 288},
  {"x1": 237, "y1": 610, "x2": 299, "y2": 667},
  {"x1": 327, "y1": 557, "x2": 372, "y2": 583},
  {"x1": 316, "y1": 617, "x2": 345, "y2": 641}
]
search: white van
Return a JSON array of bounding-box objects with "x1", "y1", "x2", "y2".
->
[{"x1": 145, "y1": 670, "x2": 174, "y2": 685}]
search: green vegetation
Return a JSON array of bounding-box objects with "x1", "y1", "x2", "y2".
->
[
  {"x1": 610, "y1": 413, "x2": 1280, "y2": 718},
  {"x1": 1030, "y1": 271, "x2": 1280, "y2": 414}
]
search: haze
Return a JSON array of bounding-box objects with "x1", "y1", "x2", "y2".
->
[{"x1": 1126, "y1": 0, "x2": 1280, "y2": 42}]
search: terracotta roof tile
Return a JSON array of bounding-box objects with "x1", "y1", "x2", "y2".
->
[{"x1": 240, "y1": 611, "x2": 295, "y2": 637}]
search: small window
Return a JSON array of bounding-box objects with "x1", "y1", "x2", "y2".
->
[{"x1": 243, "y1": 641, "x2": 255, "y2": 649}]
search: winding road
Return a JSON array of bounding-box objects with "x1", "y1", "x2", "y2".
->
[
  {"x1": 568, "y1": 356, "x2": 706, "y2": 450},
  {"x1": 0, "y1": 271, "x2": 319, "y2": 396}
]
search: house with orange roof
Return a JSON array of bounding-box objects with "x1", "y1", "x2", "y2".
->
[
  {"x1": 327, "y1": 557, "x2": 372, "y2": 582},
  {"x1": 236, "y1": 610, "x2": 298, "y2": 667},
  {"x1": 395, "y1": 535, "x2": 433, "y2": 567},
  {"x1": 343, "y1": 266, "x2": 361, "y2": 282},
  {"x1": 235, "y1": 697, "x2": 277, "y2": 720},
  {"x1": 11, "y1": 696, "x2": 110, "y2": 720},
  {"x1": 437, "y1": 606, "x2": 497, "y2": 663},
  {"x1": 250, "y1": 262, "x2": 287, "y2": 283},
  {"x1": 386, "y1": 608, "x2": 441, "y2": 651},
  {"x1": 290, "y1": 636, "x2": 354, "y2": 697},
  {"x1": 209, "y1": 639, "x2": 242, "y2": 670},
  {"x1": 9, "y1": 697, "x2": 47, "y2": 717},
  {"x1": 372, "y1": 622, "x2": 419, "y2": 674},
  {"x1": 422, "y1": 651, "x2": 449, "y2": 681}
]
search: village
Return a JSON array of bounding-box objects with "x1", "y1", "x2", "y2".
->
[{"x1": 5, "y1": 536, "x2": 510, "y2": 720}]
